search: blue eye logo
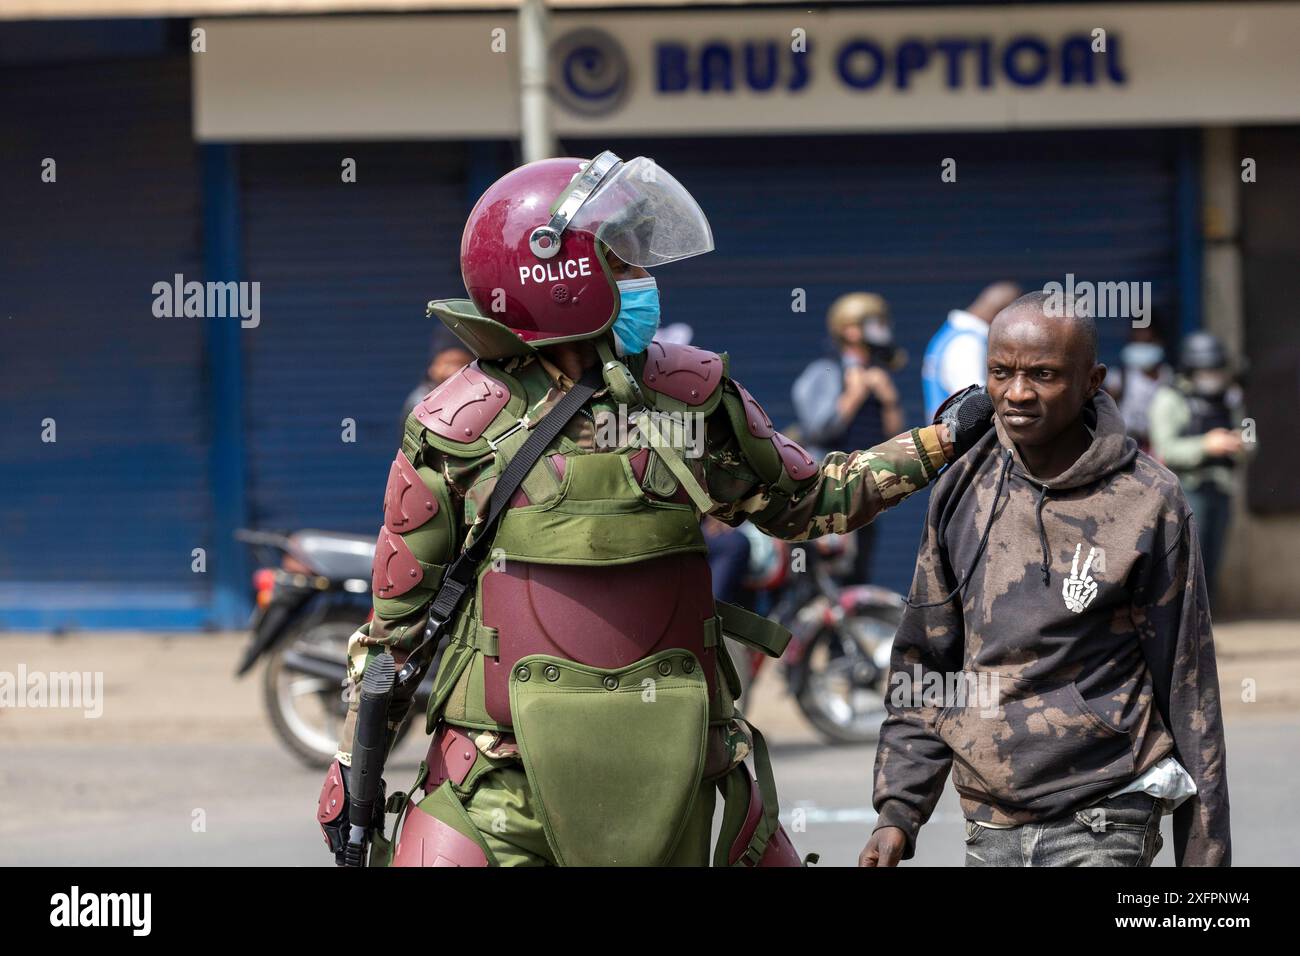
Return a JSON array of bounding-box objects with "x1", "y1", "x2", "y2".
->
[{"x1": 551, "y1": 28, "x2": 629, "y2": 117}]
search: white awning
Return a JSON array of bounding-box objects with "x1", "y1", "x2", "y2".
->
[{"x1": 1, "y1": 0, "x2": 802, "y2": 21}]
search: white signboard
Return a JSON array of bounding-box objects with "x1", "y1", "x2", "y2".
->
[{"x1": 193, "y1": 3, "x2": 1300, "y2": 140}]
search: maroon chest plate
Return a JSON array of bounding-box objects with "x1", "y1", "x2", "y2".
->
[{"x1": 479, "y1": 554, "x2": 718, "y2": 725}]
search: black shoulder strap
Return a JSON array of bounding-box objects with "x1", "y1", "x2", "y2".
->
[{"x1": 396, "y1": 363, "x2": 602, "y2": 686}]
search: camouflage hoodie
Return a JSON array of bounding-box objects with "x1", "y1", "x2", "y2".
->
[{"x1": 872, "y1": 390, "x2": 1230, "y2": 866}]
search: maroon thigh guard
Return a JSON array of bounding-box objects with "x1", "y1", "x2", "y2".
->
[{"x1": 392, "y1": 802, "x2": 489, "y2": 868}]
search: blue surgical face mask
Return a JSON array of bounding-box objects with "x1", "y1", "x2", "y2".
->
[
  {"x1": 612, "y1": 277, "x2": 660, "y2": 356},
  {"x1": 1121, "y1": 342, "x2": 1165, "y2": 370}
]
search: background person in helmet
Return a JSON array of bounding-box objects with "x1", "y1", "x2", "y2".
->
[
  {"x1": 318, "y1": 152, "x2": 997, "y2": 867},
  {"x1": 1149, "y1": 332, "x2": 1248, "y2": 599},
  {"x1": 793, "y1": 292, "x2": 906, "y2": 584}
]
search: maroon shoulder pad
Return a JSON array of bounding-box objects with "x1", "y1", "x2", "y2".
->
[
  {"x1": 772, "y1": 432, "x2": 818, "y2": 481},
  {"x1": 372, "y1": 527, "x2": 424, "y2": 599},
  {"x1": 732, "y1": 382, "x2": 775, "y2": 438},
  {"x1": 642, "y1": 342, "x2": 723, "y2": 406},
  {"x1": 384, "y1": 453, "x2": 439, "y2": 533},
  {"x1": 414, "y1": 362, "x2": 510, "y2": 442}
]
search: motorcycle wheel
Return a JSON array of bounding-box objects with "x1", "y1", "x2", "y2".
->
[
  {"x1": 262, "y1": 609, "x2": 413, "y2": 768},
  {"x1": 792, "y1": 609, "x2": 897, "y2": 745}
]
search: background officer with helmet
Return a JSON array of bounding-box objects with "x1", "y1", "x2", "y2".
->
[{"x1": 1150, "y1": 331, "x2": 1248, "y2": 600}]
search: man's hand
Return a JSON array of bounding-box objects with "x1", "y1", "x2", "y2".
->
[
  {"x1": 934, "y1": 385, "x2": 995, "y2": 458},
  {"x1": 859, "y1": 827, "x2": 908, "y2": 867},
  {"x1": 1203, "y1": 428, "x2": 1243, "y2": 457},
  {"x1": 860, "y1": 366, "x2": 898, "y2": 405}
]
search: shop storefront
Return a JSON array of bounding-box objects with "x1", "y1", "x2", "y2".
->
[{"x1": 2, "y1": 3, "x2": 1297, "y2": 626}]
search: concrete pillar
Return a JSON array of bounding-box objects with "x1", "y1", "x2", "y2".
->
[
  {"x1": 519, "y1": 0, "x2": 555, "y2": 163},
  {"x1": 1202, "y1": 126, "x2": 1300, "y2": 615}
]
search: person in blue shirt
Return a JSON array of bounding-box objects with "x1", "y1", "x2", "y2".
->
[{"x1": 921, "y1": 281, "x2": 1021, "y2": 419}]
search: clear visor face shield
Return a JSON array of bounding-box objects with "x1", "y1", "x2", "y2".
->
[{"x1": 529, "y1": 152, "x2": 714, "y2": 268}]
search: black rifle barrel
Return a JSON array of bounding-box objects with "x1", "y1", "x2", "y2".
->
[{"x1": 344, "y1": 652, "x2": 396, "y2": 864}]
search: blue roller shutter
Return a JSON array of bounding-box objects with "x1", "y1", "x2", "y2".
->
[
  {"x1": 0, "y1": 55, "x2": 210, "y2": 628},
  {"x1": 238, "y1": 143, "x2": 473, "y2": 535}
]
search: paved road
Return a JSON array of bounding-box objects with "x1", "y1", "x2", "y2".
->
[
  {"x1": 2, "y1": 630, "x2": 1297, "y2": 866},
  {"x1": 3, "y1": 718, "x2": 1296, "y2": 866}
]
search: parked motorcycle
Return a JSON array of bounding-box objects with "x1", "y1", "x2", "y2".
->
[
  {"x1": 234, "y1": 529, "x2": 429, "y2": 768},
  {"x1": 727, "y1": 524, "x2": 901, "y2": 745}
]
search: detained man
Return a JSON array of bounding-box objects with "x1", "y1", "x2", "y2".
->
[{"x1": 860, "y1": 291, "x2": 1230, "y2": 867}]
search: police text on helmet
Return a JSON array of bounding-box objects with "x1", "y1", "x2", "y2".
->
[{"x1": 518, "y1": 258, "x2": 592, "y2": 285}]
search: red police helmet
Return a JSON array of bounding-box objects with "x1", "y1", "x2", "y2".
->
[{"x1": 459, "y1": 151, "x2": 713, "y2": 348}]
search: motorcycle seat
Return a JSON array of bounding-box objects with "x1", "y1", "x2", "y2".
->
[{"x1": 289, "y1": 530, "x2": 376, "y2": 582}]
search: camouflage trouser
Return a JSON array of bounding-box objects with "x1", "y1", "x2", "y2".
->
[
  {"x1": 963, "y1": 792, "x2": 1164, "y2": 867},
  {"x1": 447, "y1": 762, "x2": 717, "y2": 866}
]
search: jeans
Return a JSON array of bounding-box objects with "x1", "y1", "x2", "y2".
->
[
  {"x1": 850, "y1": 521, "x2": 877, "y2": 586},
  {"x1": 1184, "y1": 485, "x2": 1231, "y2": 600},
  {"x1": 705, "y1": 525, "x2": 751, "y2": 607},
  {"x1": 963, "y1": 792, "x2": 1163, "y2": 867}
]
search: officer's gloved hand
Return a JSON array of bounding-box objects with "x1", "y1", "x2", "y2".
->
[
  {"x1": 934, "y1": 385, "x2": 995, "y2": 458},
  {"x1": 318, "y1": 758, "x2": 389, "y2": 866},
  {"x1": 317, "y1": 759, "x2": 353, "y2": 865}
]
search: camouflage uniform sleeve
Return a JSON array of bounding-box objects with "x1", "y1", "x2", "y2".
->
[
  {"x1": 704, "y1": 379, "x2": 950, "y2": 541},
  {"x1": 1137, "y1": 507, "x2": 1231, "y2": 866},
  {"x1": 869, "y1": 476, "x2": 964, "y2": 858}
]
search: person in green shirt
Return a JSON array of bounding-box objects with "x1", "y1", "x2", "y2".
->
[{"x1": 1148, "y1": 332, "x2": 1247, "y2": 600}]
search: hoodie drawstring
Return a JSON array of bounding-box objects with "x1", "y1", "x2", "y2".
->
[
  {"x1": 906, "y1": 448, "x2": 1014, "y2": 610},
  {"x1": 1034, "y1": 485, "x2": 1052, "y2": 586}
]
